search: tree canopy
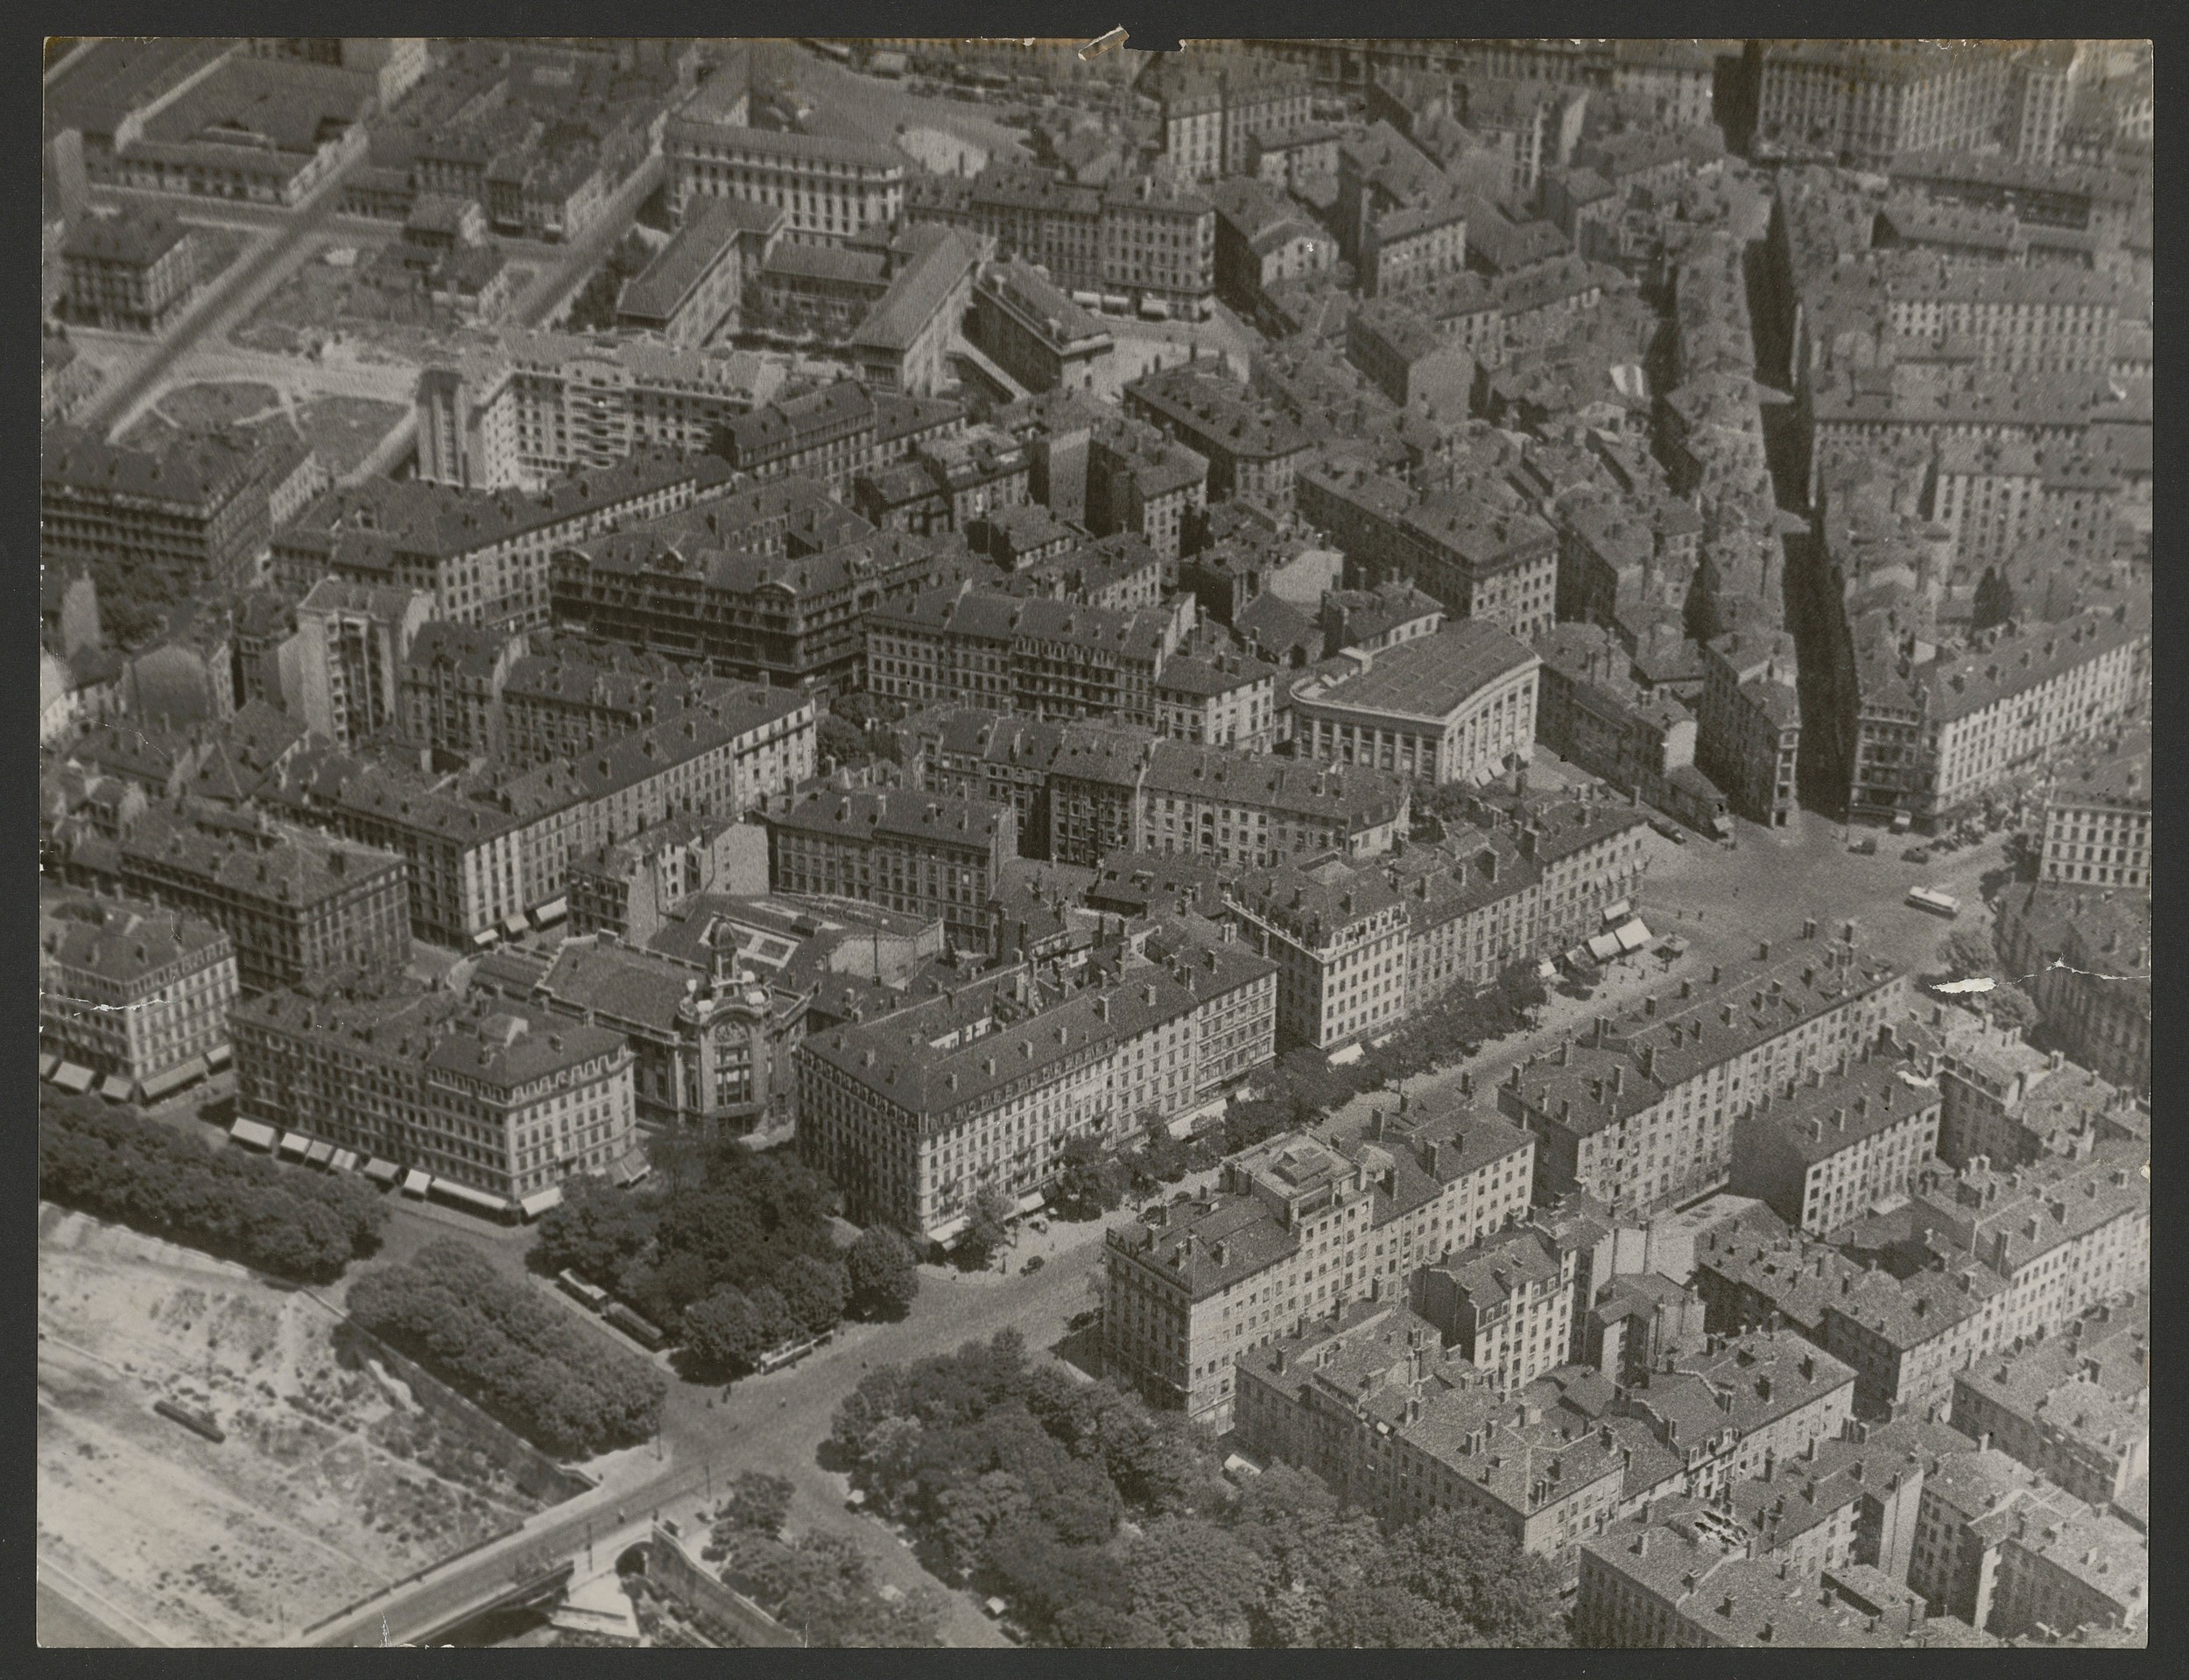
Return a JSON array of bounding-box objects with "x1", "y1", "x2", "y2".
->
[
  {"x1": 39, "y1": 1092, "x2": 386, "y2": 1283},
  {"x1": 829, "y1": 1332, "x2": 1572, "y2": 1648}
]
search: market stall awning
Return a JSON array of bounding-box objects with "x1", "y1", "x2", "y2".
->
[
  {"x1": 432, "y1": 1178, "x2": 510, "y2": 1215},
  {"x1": 612, "y1": 1151, "x2": 651, "y2": 1187},
  {"x1": 532, "y1": 897, "x2": 568, "y2": 926},
  {"x1": 1587, "y1": 931, "x2": 1623, "y2": 962},
  {"x1": 401, "y1": 1169, "x2": 432, "y2": 1197},
  {"x1": 1614, "y1": 917, "x2": 1651, "y2": 952},
  {"x1": 1015, "y1": 1190, "x2": 1047, "y2": 1216},
  {"x1": 472, "y1": 928, "x2": 501, "y2": 950},
  {"x1": 278, "y1": 1131, "x2": 310, "y2": 1157},
  {"x1": 1601, "y1": 900, "x2": 1631, "y2": 927},
  {"x1": 306, "y1": 1140, "x2": 334, "y2": 1166},
  {"x1": 330, "y1": 1149, "x2": 361, "y2": 1172},
  {"x1": 100, "y1": 1074, "x2": 136, "y2": 1103},
  {"x1": 503, "y1": 913, "x2": 529, "y2": 938},
  {"x1": 926, "y1": 1214, "x2": 970, "y2": 1247},
  {"x1": 519, "y1": 1185, "x2": 565, "y2": 1220},
  {"x1": 205, "y1": 1043, "x2": 232, "y2": 1070},
  {"x1": 140, "y1": 1058, "x2": 206, "y2": 1102},
  {"x1": 363, "y1": 1157, "x2": 401, "y2": 1184},
  {"x1": 53, "y1": 1062, "x2": 94, "y2": 1094},
  {"x1": 1535, "y1": 959, "x2": 1560, "y2": 982},
  {"x1": 39, "y1": 1053, "x2": 59, "y2": 1079},
  {"x1": 230, "y1": 1118, "x2": 278, "y2": 1150}
]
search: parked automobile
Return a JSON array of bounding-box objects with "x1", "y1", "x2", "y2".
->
[
  {"x1": 1022, "y1": 1255, "x2": 1045, "y2": 1275},
  {"x1": 1849, "y1": 837, "x2": 1878, "y2": 855},
  {"x1": 1903, "y1": 846, "x2": 1932, "y2": 865},
  {"x1": 1649, "y1": 818, "x2": 1688, "y2": 845}
]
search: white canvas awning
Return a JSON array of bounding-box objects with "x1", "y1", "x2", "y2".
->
[
  {"x1": 278, "y1": 1131, "x2": 310, "y2": 1157},
  {"x1": 306, "y1": 1140, "x2": 335, "y2": 1166},
  {"x1": 401, "y1": 1169, "x2": 432, "y2": 1197},
  {"x1": 1615, "y1": 917, "x2": 1651, "y2": 952},
  {"x1": 205, "y1": 1042, "x2": 232, "y2": 1070},
  {"x1": 363, "y1": 1157, "x2": 401, "y2": 1184},
  {"x1": 230, "y1": 1118, "x2": 278, "y2": 1150},
  {"x1": 1587, "y1": 932, "x2": 1623, "y2": 962},
  {"x1": 927, "y1": 1214, "x2": 970, "y2": 1247},
  {"x1": 330, "y1": 1149, "x2": 361, "y2": 1172},
  {"x1": 503, "y1": 913, "x2": 529, "y2": 938},
  {"x1": 1015, "y1": 1190, "x2": 1047, "y2": 1216},
  {"x1": 39, "y1": 1053, "x2": 59, "y2": 1079},
  {"x1": 520, "y1": 1185, "x2": 565, "y2": 1219},
  {"x1": 53, "y1": 1062, "x2": 94, "y2": 1093},
  {"x1": 532, "y1": 897, "x2": 568, "y2": 926},
  {"x1": 1601, "y1": 900, "x2": 1631, "y2": 927},
  {"x1": 433, "y1": 1178, "x2": 510, "y2": 1215},
  {"x1": 140, "y1": 1057, "x2": 206, "y2": 1101},
  {"x1": 100, "y1": 1074, "x2": 136, "y2": 1102},
  {"x1": 472, "y1": 928, "x2": 501, "y2": 950}
]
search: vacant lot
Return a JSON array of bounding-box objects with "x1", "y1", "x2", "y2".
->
[
  {"x1": 38, "y1": 1206, "x2": 555, "y2": 1646},
  {"x1": 121, "y1": 382, "x2": 407, "y2": 479}
]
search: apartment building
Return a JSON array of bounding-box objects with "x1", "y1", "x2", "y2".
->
[
  {"x1": 62, "y1": 206, "x2": 199, "y2": 332},
  {"x1": 117, "y1": 804, "x2": 410, "y2": 995},
  {"x1": 1757, "y1": 41, "x2": 2008, "y2": 169},
  {"x1": 865, "y1": 582, "x2": 1184, "y2": 728},
  {"x1": 1950, "y1": 1294, "x2": 2146, "y2": 1514},
  {"x1": 1995, "y1": 884, "x2": 2149, "y2": 1100},
  {"x1": 1123, "y1": 364, "x2": 1318, "y2": 507},
  {"x1": 1237, "y1": 1301, "x2": 1628, "y2": 1570},
  {"x1": 666, "y1": 79, "x2": 906, "y2": 243},
  {"x1": 1884, "y1": 261, "x2": 2119, "y2": 376},
  {"x1": 1918, "y1": 601, "x2": 2149, "y2": 826},
  {"x1": 1500, "y1": 931, "x2": 1911, "y2": 1219},
  {"x1": 273, "y1": 687, "x2": 813, "y2": 949},
  {"x1": 398, "y1": 621, "x2": 527, "y2": 761},
  {"x1": 566, "y1": 812, "x2": 759, "y2": 945},
  {"x1": 278, "y1": 447, "x2": 739, "y2": 631},
  {"x1": 43, "y1": 424, "x2": 317, "y2": 595},
  {"x1": 1902, "y1": 1145, "x2": 2149, "y2": 1359},
  {"x1": 2039, "y1": 728, "x2": 2148, "y2": 892},
  {"x1": 553, "y1": 524, "x2": 969, "y2": 695},
  {"x1": 231, "y1": 977, "x2": 637, "y2": 1215},
  {"x1": 1697, "y1": 628, "x2": 1803, "y2": 827},
  {"x1": 39, "y1": 892, "x2": 238, "y2": 1100},
  {"x1": 1109, "y1": 1109, "x2": 1534, "y2": 1430},
  {"x1": 765, "y1": 784, "x2": 1015, "y2": 951},
  {"x1": 1417, "y1": 1222, "x2": 1579, "y2": 1392},
  {"x1": 1138, "y1": 744, "x2": 1409, "y2": 869},
  {"x1": 283, "y1": 580, "x2": 433, "y2": 749},
  {"x1": 967, "y1": 258, "x2": 1115, "y2": 396},
  {"x1": 1143, "y1": 51, "x2": 1314, "y2": 180},
  {"x1": 412, "y1": 328, "x2": 786, "y2": 491},
  {"x1": 615, "y1": 195, "x2": 785, "y2": 345},
  {"x1": 1083, "y1": 416, "x2": 1210, "y2": 562},
  {"x1": 1288, "y1": 620, "x2": 1542, "y2": 787},
  {"x1": 1226, "y1": 861, "x2": 1411, "y2": 1051},
  {"x1": 1935, "y1": 1032, "x2": 2142, "y2": 1172},
  {"x1": 799, "y1": 945, "x2": 1277, "y2": 1237},
  {"x1": 1730, "y1": 1045, "x2": 1945, "y2": 1237},
  {"x1": 1152, "y1": 651, "x2": 1276, "y2": 749}
]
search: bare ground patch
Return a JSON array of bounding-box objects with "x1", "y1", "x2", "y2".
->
[{"x1": 38, "y1": 1208, "x2": 553, "y2": 1646}]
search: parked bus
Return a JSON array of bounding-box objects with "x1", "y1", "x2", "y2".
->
[
  {"x1": 754, "y1": 1328, "x2": 833, "y2": 1374},
  {"x1": 558, "y1": 1269, "x2": 610, "y2": 1311},
  {"x1": 604, "y1": 1302, "x2": 667, "y2": 1349},
  {"x1": 154, "y1": 1398, "x2": 226, "y2": 1444},
  {"x1": 1906, "y1": 887, "x2": 1960, "y2": 919}
]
